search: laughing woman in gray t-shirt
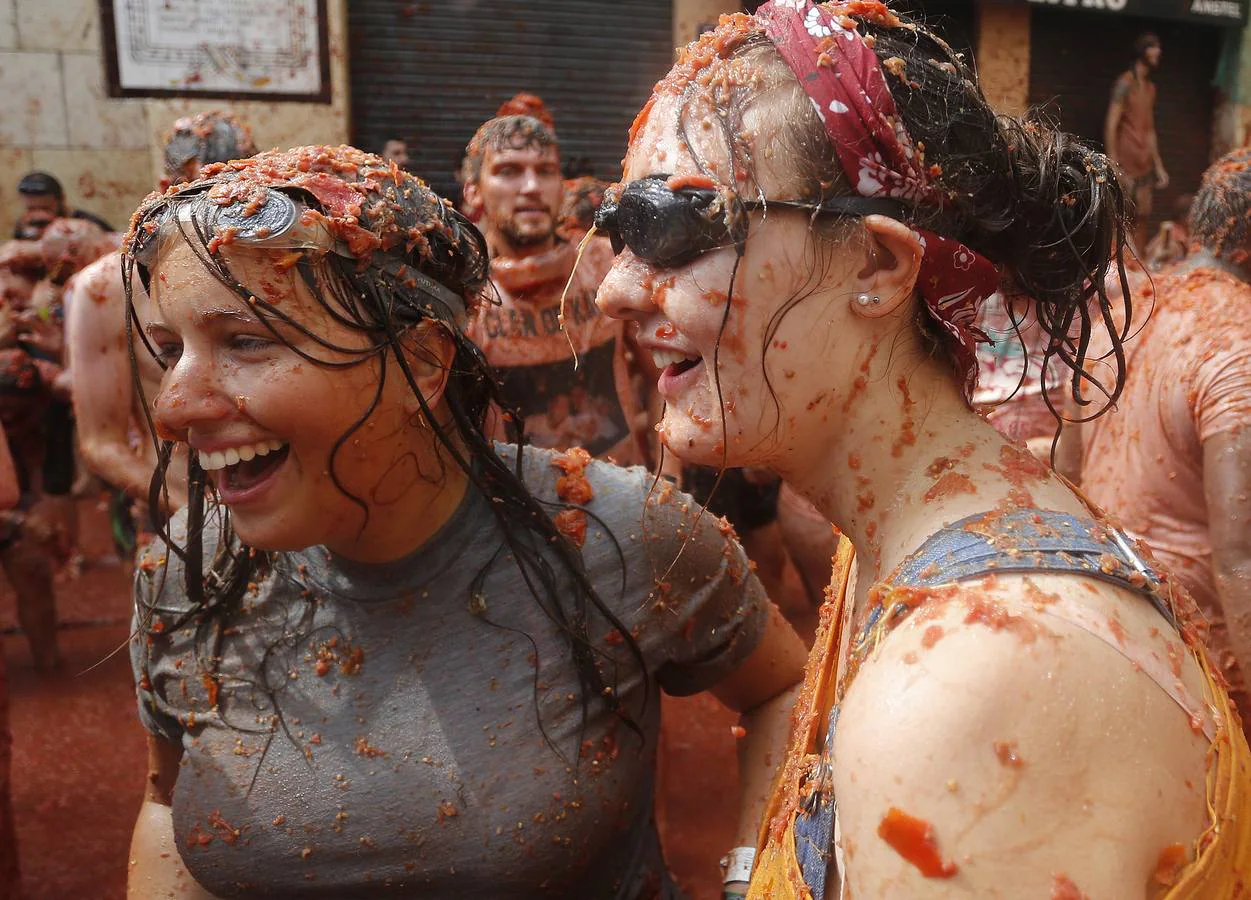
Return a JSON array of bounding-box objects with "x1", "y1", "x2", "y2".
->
[{"x1": 120, "y1": 146, "x2": 806, "y2": 900}]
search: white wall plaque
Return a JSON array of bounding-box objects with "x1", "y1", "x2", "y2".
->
[{"x1": 101, "y1": 0, "x2": 330, "y2": 101}]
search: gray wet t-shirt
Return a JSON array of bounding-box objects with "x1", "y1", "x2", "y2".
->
[{"x1": 131, "y1": 446, "x2": 767, "y2": 899}]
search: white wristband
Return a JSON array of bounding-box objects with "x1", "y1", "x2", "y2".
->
[{"x1": 719, "y1": 846, "x2": 756, "y2": 884}]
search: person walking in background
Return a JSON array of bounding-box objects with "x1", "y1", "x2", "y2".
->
[
  {"x1": 24, "y1": 218, "x2": 117, "y2": 578},
  {"x1": 0, "y1": 347, "x2": 71, "y2": 671},
  {"x1": 1105, "y1": 33, "x2": 1169, "y2": 251}
]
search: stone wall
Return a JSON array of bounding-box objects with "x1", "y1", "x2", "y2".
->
[
  {"x1": 976, "y1": 3, "x2": 1032, "y2": 116},
  {"x1": 0, "y1": 0, "x2": 350, "y2": 239},
  {"x1": 673, "y1": 0, "x2": 740, "y2": 48}
]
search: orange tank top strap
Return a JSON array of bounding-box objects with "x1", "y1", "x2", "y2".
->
[
  {"x1": 748, "y1": 535, "x2": 855, "y2": 900},
  {"x1": 1159, "y1": 642, "x2": 1251, "y2": 897}
]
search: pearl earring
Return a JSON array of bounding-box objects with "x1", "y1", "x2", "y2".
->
[{"x1": 856, "y1": 293, "x2": 881, "y2": 306}]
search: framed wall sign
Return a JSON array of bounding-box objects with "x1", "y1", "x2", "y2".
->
[{"x1": 99, "y1": 0, "x2": 331, "y2": 102}]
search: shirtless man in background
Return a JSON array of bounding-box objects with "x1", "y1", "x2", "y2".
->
[
  {"x1": 31, "y1": 218, "x2": 117, "y2": 572},
  {"x1": 68, "y1": 112, "x2": 256, "y2": 538},
  {"x1": 1105, "y1": 33, "x2": 1168, "y2": 250}
]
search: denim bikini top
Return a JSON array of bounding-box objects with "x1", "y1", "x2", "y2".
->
[{"x1": 792, "y1": 507, "x2": 1183, "y2": 900}]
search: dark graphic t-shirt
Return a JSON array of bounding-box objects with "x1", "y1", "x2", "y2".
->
[{"x1": 472, "y1": 238, "x2": 638, "y2": 461}]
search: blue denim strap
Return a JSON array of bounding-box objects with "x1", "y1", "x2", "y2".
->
[{"x1": 792, "y1": 711, "x2": 840, "y2": 900}]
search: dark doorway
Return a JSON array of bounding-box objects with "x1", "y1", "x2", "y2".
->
[
  {"x1": 1029, "y1": 9, "x2": 1223, "y2": 230},
  {"x1": 349, "y1": 1, "x2": 675, "y2": 203}
]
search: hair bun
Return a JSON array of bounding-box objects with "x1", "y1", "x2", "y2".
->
[{"x1": 857, "y1": 17, "x2": 1132, "y2": 414}]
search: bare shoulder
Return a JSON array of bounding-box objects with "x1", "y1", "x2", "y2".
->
[
  {"x1": 832, "y1": 577, "x2": 1209, "y2": 897},
  {"x1": 67, "y1": 252, "x2": 131, "y2": 373},
  {"x1": 68, "y1": 250, "x2": 125, "y2": 325},
  {"x1": 74, "y1": 250, "x2": 123, "y2": 298}
]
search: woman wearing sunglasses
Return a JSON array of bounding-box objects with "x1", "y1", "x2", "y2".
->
[
  {"x1": 122, "y1": 145, "x2": 806, "y2": 899},
  {"x1": 596, "y1": 2, "x2": 1251, "y2": 897}
]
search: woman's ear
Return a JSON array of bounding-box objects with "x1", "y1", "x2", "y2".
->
[
  {"x1": 850, "y1": 215, "x2": 923, "y2": 320},
  {"x1": 400, "y1": 321, "x2": 456, "y2": 417}
]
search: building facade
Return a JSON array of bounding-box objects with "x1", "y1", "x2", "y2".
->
[
  {"x1": 988, "y1": 0, "x2": 1245, "y2": 231},
  {"x1": 0, "y1": 0, "x2": 1245, "y2": 238}
]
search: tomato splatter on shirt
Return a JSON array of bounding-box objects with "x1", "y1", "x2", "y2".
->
[
  {"x1": 470, "y1": 238, "x2": 637, "y2": 460},
  {"x1": 553, "y1": 447, "x2": 595, "y2": 506},
  {"x1": 554, "y1": 508, "x2": 588, "y2": 547},
  {"x1": 1085, "y1": 266, "x2": 1251, "y2": 707}
]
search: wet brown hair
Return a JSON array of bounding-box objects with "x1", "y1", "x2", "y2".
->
[
  {"x1": 161, "y1": 110, "x2": 258, "y2": 180},
  {"x1": 561, "y1": 176, "x2": 608, "y2": 233},
  {"x1": 460, "y1": 115, "x2": 560, "y2": 186},
  {"x1": 1135, "y1": 32, "x2": 1161, "y2": 60},
  {"x1": 1188, "y1": 148, "x2": 1251, "y2": 266},
  {"x1": 495, "y1": 93, "x2": 556, "y2": 130}
]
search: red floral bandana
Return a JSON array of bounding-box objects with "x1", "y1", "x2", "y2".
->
[{"x1": 758, "y1": 0, "x2": 999, "y2": 400}]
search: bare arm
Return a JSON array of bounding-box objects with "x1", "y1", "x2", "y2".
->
[
  {"x1": 128, "y1": 735, "x2": 220, "y2": 899},
  {"x1": 1204, "y1": 429, "x2": 1251, "y2": 672},
  {"x1": 710, "y1": 603, "x2": 806, "y2": 844},
  {"x1": 67, "y1": 256, "x2": 165, "y2": 503},
  {"x1": 708, "y1": 603, "x2": 806, "y2": 895},
  {"x1": 1150, "y1": 129, "x2": 1169, "y2": 187},
  {"x1": 1104, "y1": 96, "x2": 1125, "y2": 163},
  {"x1": 830, "y1": 577, "x2": 1207, "y2": 898}
]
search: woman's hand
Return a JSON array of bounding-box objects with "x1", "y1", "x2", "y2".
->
[{"x1": 710, "y1": 603, "x2": 807, "y2": 852}]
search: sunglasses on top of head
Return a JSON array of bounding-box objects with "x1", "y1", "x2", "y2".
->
[{"x1": 592, "y1": 175, "x2": 906, "y2": 269}]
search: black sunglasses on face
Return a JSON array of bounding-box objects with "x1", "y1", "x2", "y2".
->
[{"x1": 592, "y1": 175, "x2": 906, "y2": 269}]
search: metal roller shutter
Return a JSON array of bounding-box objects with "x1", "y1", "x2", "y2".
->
[
  {"x1": 1028, "y1": 8, "x2": 1221, "y2": 231},
  {"x1": 348, "y1": 0, "x2": 675, "y2": 202}
]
